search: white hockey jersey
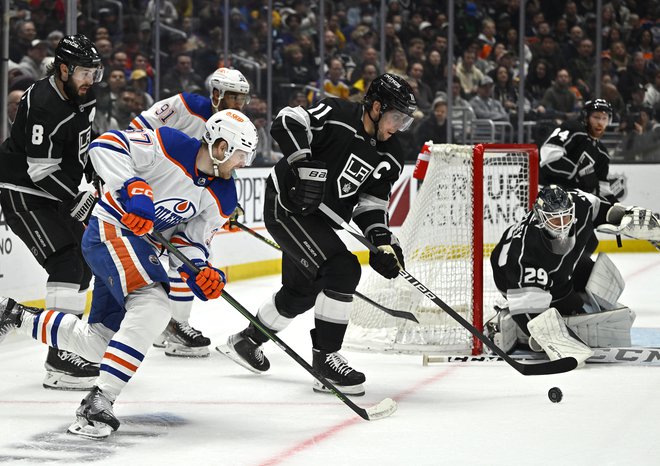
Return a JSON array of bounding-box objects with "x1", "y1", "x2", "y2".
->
[
  {"x1": 88, "y1": 126, "x2": 237, "y2": 266},
  {"x1": 129, "y1": 92, "x2": 212, "y2": 139}
]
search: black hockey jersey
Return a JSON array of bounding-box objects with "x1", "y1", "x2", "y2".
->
[
  {"x1": 269, "y1": 98, "x2": 405, "y2": 234},
  {"x1": 0, "y1": 75, "x2": 96, "y2": 201},
  {"x1": 490, "y1": 190, "x2": 609, "y2": 316},
  {"x1": 539, "y1": 119, "x2": 611, "y2": 196}
]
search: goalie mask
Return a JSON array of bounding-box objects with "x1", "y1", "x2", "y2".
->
[
  {"x1": 534, "y1": 185, "x2": 575, "y2": 239},
  {"x1": 208, "y1": 68, "x2": 251, "y2": 112},
  {"x1": 203, "y1": 110, "x2": 258, "y2": 176}
]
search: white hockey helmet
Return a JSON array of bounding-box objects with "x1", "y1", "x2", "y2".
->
[
  {"x1": 203, "y1": 109, "x2": 258, "y2": 175},
  {"x1": 208, "y1": 68, "x2": 250, "y2": 110},
  {"x1": 533, "y1": 185, "x2": 575, "y2": 239}
]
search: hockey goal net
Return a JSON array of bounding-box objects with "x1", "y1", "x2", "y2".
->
[{"x1": 345, "y1": 143, "x2": 538, "y2": 355}]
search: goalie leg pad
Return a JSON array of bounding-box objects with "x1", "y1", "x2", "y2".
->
[
  {"x1": 527, "y1": 308, "x2": 594, "y2": 366},
  {"x1": 585, "y1": 252, "x2": 625, "y2": 310},
  {"x1": 565, "y1": 307, "x2": 635, "y2": 347}
]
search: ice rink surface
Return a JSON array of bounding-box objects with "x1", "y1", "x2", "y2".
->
[{"x1": 1, "y1": 253, "x2": 660, "y2": 465}]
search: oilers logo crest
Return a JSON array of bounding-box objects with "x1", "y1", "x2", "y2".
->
[{"x1": 153, "y1": 198, "x2": 197, "y2": 231}]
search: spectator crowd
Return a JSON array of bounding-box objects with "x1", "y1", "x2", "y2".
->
[{"x1": 6, "y1": 0, "x2": 660, "y2": 163}]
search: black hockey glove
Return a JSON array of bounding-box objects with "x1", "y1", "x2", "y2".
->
[
  {"x1": 62, "y1": 190, "x2": 97, "y2": 223},
  {"x1": 281, "y1": 160, "x2": 328, "y2": 215},
  {"x1": 368, "y1": 227, "x2": 405, "y2": 279}
]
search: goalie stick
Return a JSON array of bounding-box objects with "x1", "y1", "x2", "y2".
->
[
  {"x1": 317, "y1": 203, "x2": 578, "y2": 376},
  {"x1": 228, "y1": 219, "x2": 419, "y2": 323},
  {"x1": 150, "y1": 230, "x2": 397, "y2": 421},
  {"x1": 424, "y1": 347, "x2": 660, "y2": 366}
]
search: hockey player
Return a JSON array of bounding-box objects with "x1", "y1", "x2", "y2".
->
[
  {"x1": 129, "y1": 67, "x2": 250, "y2": 357},
  {"x1": 217, "y1": 73, "x2": 416, "y2": 396},
  {"x1": 0, "y1": 109, "x2": 258, "y2": 438},
  {"x1": 539, "y1": 99, "x2": 624, "y2": 202},
  {"x1": 488, "y1": 185, "x2": 660, "y2": 366},
  {"x1": 0, "y1": 34, "x2": 103, "y2": 390}
]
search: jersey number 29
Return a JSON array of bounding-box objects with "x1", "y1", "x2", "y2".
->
[{"x1": 524, "y1": 267, "x2": 548, "y2": 286}]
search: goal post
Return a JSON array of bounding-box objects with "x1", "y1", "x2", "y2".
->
[{"x1": 345, "y1": 143, "x2": 538, "y2": 355}]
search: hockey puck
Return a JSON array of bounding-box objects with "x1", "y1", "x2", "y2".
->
[{"x1": 548, "y1": 387, "x2": 563, "y2": 403}]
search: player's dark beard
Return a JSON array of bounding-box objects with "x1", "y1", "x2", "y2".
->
[{"x1": 63, "y1": 78, "x2": 89, "y2": 107}]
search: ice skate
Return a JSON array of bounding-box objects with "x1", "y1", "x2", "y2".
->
[
  {"x1": 0, "y1": 297, "x2": 23, "y2": 344},
  {"x1": 152, "y1": 322, "x2": 172, "y2": 348},
  {"x1": 216, "y1": 331, "x2": 270, "y2": 373},
  {"x1": 164, "y1": 319, "x2": 210, "y2": 357},
  {"x1": 68, "y1": 386, "x2": 120, "y2": 439},
  {"x1": 312, "y1": 349, "x2": 366, "y2": 396},
  {"x1": 44, "y1": 346, "x2": 99, "y2": 391}
]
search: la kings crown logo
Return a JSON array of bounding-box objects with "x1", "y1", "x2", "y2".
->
[{"x1": 337, "y1": 154, "x2": 374, "y2": 198}]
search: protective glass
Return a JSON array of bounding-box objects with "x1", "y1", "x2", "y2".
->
[
  {"x1": 537, "y1": 204, "x2": 575, "y2": 239},
  {"x1": 381, "y1": 109, "x2": 414, "y2": 132},
  {"x1": 71, "y1": 65, "x2": 104, "y2": 83},
  {"x1": 223, "y1": 92, "x2": 250, "y2": 106}
]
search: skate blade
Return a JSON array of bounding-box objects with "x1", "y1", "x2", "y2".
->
[
  {"x1": 215, "y1": 344, "x2": 265, "y2": 374},
  {"x1": 67, "y1": 418, "x2": 112, "y2": 439},
  {"x1": 165, "y1": 344, "x2": 210, "y2": 358},
  {"x1": 312, "y1": 379, "x2": 365, "y2": 396},
  {"x1": 43, "y1": 372, "x2": 96, "y2": 391}
]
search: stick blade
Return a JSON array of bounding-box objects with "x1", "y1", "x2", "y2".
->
[
  {"x1": 366, "y1": 398, "x2": 398, "y2": 420},
  {"x1": 388, "y1": 310, "x2": 420, "y2": 323},
  {"x1": 517, "y1": 356, "x2": 578, "y2": 375}
]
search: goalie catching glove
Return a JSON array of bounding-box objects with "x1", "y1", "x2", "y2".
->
[
  {"x1": 598, "y1": 203, "x2": 660, "y2": 241},
  {"x1": 118, "y1": 177, "x2": 155, "y2": 236},
  {"x1": 280, "y1": 160, "x2": 327, "y2": 215},
  {"x1": 178, "y1": 259, "x2": 226, "y2": 301},
  {"x1": 368, "y1": 227, "x2": 405, "y2": 279}
]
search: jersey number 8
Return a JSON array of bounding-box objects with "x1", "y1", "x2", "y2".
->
[{"x1": 32, "y1": 124, "x2": 44, "y2": 145}]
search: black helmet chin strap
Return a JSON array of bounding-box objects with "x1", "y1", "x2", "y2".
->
[{"x1": 365, "y1": 101, "x2": 383, "y2": 138}]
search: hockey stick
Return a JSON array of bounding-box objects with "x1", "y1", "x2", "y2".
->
[
  {"x1": 150, "y1": 230, "x2": 397, "y2": 421},
  {"x1": 317, "y1": 203, "x2": 579, "y2": 376},
  {"x1": 229, "y1": 219, "x2": 419, "y2": 323}
]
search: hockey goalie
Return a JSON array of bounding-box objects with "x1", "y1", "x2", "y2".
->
[{"x1": 487, "y1": 185, "x2": 660, "y2": 366}]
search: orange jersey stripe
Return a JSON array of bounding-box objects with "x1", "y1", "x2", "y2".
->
[
  {"x1": 109, "y1": 237, "x2": 149, "y2": 293},
  {"x1": 41, "y1": 310, "x2": 54, "y2": 344},
  {"x1": 97, "y1": 133, "x2": 130, "y2": 152},
  {"x1": 103, "y1": 351, "x2": 139, "y2": 372}
]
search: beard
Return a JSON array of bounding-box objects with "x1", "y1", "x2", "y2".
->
[{"x1": 63, "y1": 78, "x2": 90, "y2": 107}]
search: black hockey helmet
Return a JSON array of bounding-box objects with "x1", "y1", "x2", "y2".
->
[
  {"x1": 533, "y1": 185, "x2": 575, "y2": 239},
  {"x1": 55, "y1": 33, "x2": 102, "y2": 69},
  {"x1": 582, "y1": 98, "x2": 612, "y2": 124},
  {"x1": 364, "y1": 73, "x2": 417, "y2": 118}
]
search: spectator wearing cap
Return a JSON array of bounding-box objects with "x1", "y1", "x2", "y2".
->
[
  {"x1": 541, "y1": 68, "x2": 578, "y2": 122},
  {"x1": 601, "y1": 51, "x2": 618, "y2": 83},
  {"x1": 407, "y1": 61, "x2": 433, "y2": 115},
  {"x1": 16, "y1": 40, "x2": 49, "y2": 81},
  {"x1": 456, "y1": 49, "x2": 485, "y2": 100},
  {"x1": 9, "y1": 20, "x2": 37, "y2": 63},
  {"x1": 129, "y1": 69, "x2": 154, "y2": 108},
  {"x1": 46, "y1": 31, "x2": 64, "y2": 57},
  {"x1": 414, "y1": 95, "x2": 453, "y2": 149},
  {"x1": 601, "y1": 75, "x2": 625, "y2": 121},
  {"x1": 469, "y1": 76, "x2": 509, "y2": 122},
  {"x1": 618, "y1": 52, "x2": 650, "y2": 102}
]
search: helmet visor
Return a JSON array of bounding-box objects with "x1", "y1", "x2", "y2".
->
[
  {"x1": 381, "y1": 109, "x2": 414, "y2": 132},
  {"x1": 72, "y1": 65, "x2": 104, "y2": 84},
  {"x1": 229, "y1": 148, "x2": 256, "y2": 167},
  {"x1": 223, "y1": 92, "x2": 250, "y2": 107}
]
